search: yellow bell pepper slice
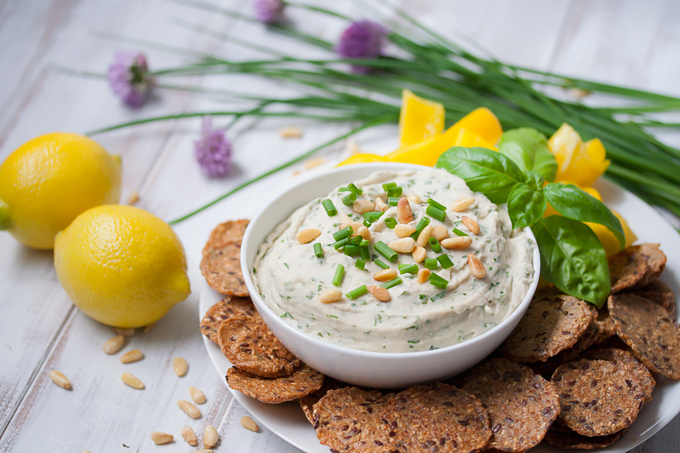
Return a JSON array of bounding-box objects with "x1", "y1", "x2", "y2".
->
[
  {"x1": 398, "y1": 90, "x2": 445, "y2": 147},
  {"x1": 549, "y1": 124, "x2": 610, "y2": 187},
  {"x1": 587, "y1": 211, "x2": 637, "y2": 257},
  {"x1": 336, "y1": 153, "x2": 387, "y2": 167},
  {"x1": 453, "y1": 107, "x2": 503, "y2": 145}
]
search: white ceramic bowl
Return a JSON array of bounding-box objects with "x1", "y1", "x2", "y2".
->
[{"x1": 241, "y1": 163, "x2": 540, "y2": 388}]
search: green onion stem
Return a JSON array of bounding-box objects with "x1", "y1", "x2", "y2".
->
[{"x1": 332, "y1": 264, "x2": 345, "y2": 287}]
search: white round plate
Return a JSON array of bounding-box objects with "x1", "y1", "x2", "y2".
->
[{"x1": 200, "y1": 177, "x2": 680, "y2": 453}]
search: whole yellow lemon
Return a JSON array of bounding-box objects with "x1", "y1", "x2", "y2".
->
[
  {"x1": 0, "y1": 133, "x2": 121, "y2": 249},
  {"x1": 54, "y1": 205, "x2": 191, "y2": 328}
]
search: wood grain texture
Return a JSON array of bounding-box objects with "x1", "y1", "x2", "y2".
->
[{"x1": 0, "y1": 0, "x2": 679, "y2": 452}]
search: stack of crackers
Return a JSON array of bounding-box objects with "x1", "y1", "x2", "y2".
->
[{"x1": 200, "y1": 220, "x2": 679, "y2": 452}]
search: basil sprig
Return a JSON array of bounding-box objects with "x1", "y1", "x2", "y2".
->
[
  {"x1": 497, "y1": 128, "x2": 557, "y2": 182},
  {"x1": 435, "y1": 137, "x2": 623, "y2": 308}
]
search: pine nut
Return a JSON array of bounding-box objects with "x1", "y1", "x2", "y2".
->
[
  {"x1": 279, "y1": 126, "x2": 303, "y2": 138},
  {"x1": 103, "y1": 335, "x2": 125, "y2": 355},
  {"x1": 49, "y1": 370, "x2": 72, "y2": 390},
  {"x1": 395, "y1": 224, "x2": 416, "y2": 238},
  {"x1": 83, "y1": 450, "x2": 91, "y2": 453},
  {"x1": 356, "y1": 226, "x2": 371, "y2": 241},
  {"x1": 462, "y1": 216, "x2": 480, "y2": 235},
  {"x1": 412, "y1": 246, "x2": 426, "y2": 263},
  {"x1": 241, "y1": 416, "x2": 259, "y2": 432},
  {"x1": 142, "y1": 323, "x2": 156, "y2": 334},
  {"x1": 441, "y1": 237, "x2": 472, "y2": 250},
  {"x1": 374, "y1": 269, "x2": 397, "y2": 281},
  {"x1": 451, "y1": 197, "x2": 475, "y2": 212},
  {"x1": 349, "y1": 221, "x2": 363, "y2": 235},
  {"x1": 417, "y1": 268, "x2": 431, "y2": 284},
  {"x1": 417, "y1": 224, "x2": 433, "y2": 247},
  {"x1": 120, "y1": 349, "x2": 144, "y2": 364},
  {"x1": 396, "y1": 198, "x2": 413, "y2": 224},
  {"x1": 204, "y1": 425, "x2": 219, "y2": 448},
  {"x1": 468, "y1": 254, "x2": 487, "y2": 278},
  {"x1": 151, "y1": 431, "x2": 173, "y2": 445},
  {"x1": 177, "y1": 399, "x2": 201, "y2": 419},
  {"x1": 368, "y1": 285, "x2": 391, "y2": 302},
  {"x1": 194, "y1": 450, "x2": 214, "y2": 453},
  {"x1": 113, "y1": 327, "x2": 135, "y2": 337},
  {"x1": 304, "y1": 157, "x2": 326, "y2": 169},
  {"x1": 173, "y1": 357, "x2": 188, "y2": 377},
  {"x1": 353, "y1": 199, "x2": 375, "y2": 213},
  {"x1": 407, "y1": 194, "x2": 421, "y2": 204},
  {"x1": 388, "y1": 237, "x2": 416, "y2": 253},
  {"x1": 339, "y1": 214, "x2": 352, "y2": 229},
  {"x1": 181, "y1": 425, "x2": 197, "y2": 446},
  {"x1": 431, "y1": 225, "x2": 448, "y2": 241},
  {"x1": 121, "y1": 372, "x2": 145, "y2": 390},
  {"x1": 375, "y1": 197, "x2": 388, "y2": 212},
  {"x1": 126, "y1": 191, "x2": 140, "y2": 206},
  {"x1": 296, "y1": 228, "x2": 321, "y2": 244},
  {"x1": 319, "y1": 288, "x2": 343, "y2": 303},
  {"x1": 189, "y1": 386, "x2": 207, "y2": 404}
]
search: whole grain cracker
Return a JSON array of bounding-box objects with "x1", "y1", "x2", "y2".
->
[
  {"x1": 226, "y1": 364, "x2": 324, "y2": 404},
  {"x1": 205, "y1": 219, "x2": 250, "y2": 248},
  {"x1": 500, "y1": 295, "x2": 593, "y2": 363},
  {"x1": 200, "y1": 297, "x2": 257, "y2": 344},
  {"x1": 218, "y1": 315, "x2": 299, "y2": 378},
  {"x1": 582, "y1": 348, "x2": 655, "y2": 403},
  {"x1": 299, "y1": 377, "x2": 347, "y2": 425},
  {"x1": 608, "y1": 292, "x2": 680, "y2": 379},
  {"x1": 544, "y1": 427, "x2": 627, "y2": 450},
  {"x1": 552, "y1": 359, "x2": 644, "y2": 437},
  {"x1": 462, "y1": 359, "x2": 559, "y2": 452},
  {"x1": 630, "y1": 279, "x2": 676, "y2": 317},
  {"x1": 609, "y1": 243, "x2": 666, "y2": 293},
  {"x1": 201, "y1": 240, "x2": 249, "y2": 297},
  {"x1": 556, "y1": 306, "x2": 600, "y2": 363},
  {"x1": 593, "y1": 308, "x2": 616, "y2": 345}
]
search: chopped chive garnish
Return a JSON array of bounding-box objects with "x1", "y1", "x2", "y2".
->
[
  {"x1": 360, "y1": 245, "x2": 371, "y2": 261},
  {"x1": 429, "y1": 273, "x2": 449, "y2": 289},
  {"x1": 338, "y1": 187, "x2": 351, "y2": 192},
  {"x1": 387, "y1": 187, "x2": 403, "y2": 197},
  {"x1": 453, "y1": 228, "x2": 469, "y2": 237},
  {"x1": 346, "y1": 285, "x2": 368, "y2": 299},
  {"x1": 322, "y1": 199, "x2": 337, "y2": 216},
  {"x1": 375, "y1": 241, "x2": 398, "y2": 262},
  {"x1": 313, "y1": 243, "x2": 324, "y2": 258},
  {"x1": 382, "y1": 277, "x2": 403, "y2": 289},
  {"x1": 359, "y1": 240, "x2": 369, "y2": 247},
  {"x1": 384, "y1": 217, "x2": 397, "y2": 229},
  {"x1": 333, "y1": 238, "x2": 349, "y2": 250},
  {"x1": 382, "y1": 182, "x2": 397, "y2": 191},
  {"x1": 411, "y1": 217, "x2": 431, "y2": 240},
  {"x1": 375, "y1": 259, "x2": 390, "y2": 269},
  {"x1": 427, "y1": 198, "x2": 446, "y2": 211},
  {"x1": 437, "y1": 254, "x2": 454, "y2": 269},
  {"x1": 424, "y1": 258, "x2": 439, "y2": 270},
  {"x1": 426, "y1": 205, "x2": 447, "y2": 222},
  {"x1": 350, "y1": 235, "x2": 363, "y2": 245},
  {"x1": 429, "y1": 236, "x2": 442, "y2": 253},
  {"x1": 347, "y1": 183, "x2": 363, "y2": 195},
  {"x1": 342, "y1": 193, "x2": 357, "y2": 206},
  {"x1": 388, "y1": 197, "x2": 401, "y2": 206},
  {"x1": 363, "y1": 220, "x2": 372, "y2": 228},
  {"x1": 399, "y1": 263, "x2": 418, "y2": 274},
  {"x1": 332, "y1": 264, "x2": 345, "y2": 287},
  {"x1": 344, "y1": 245, "x2": 361, "y2": 256},
  {"x1": 356, "y1": 259, "x2": 366, "y2": 270},
  {"x1": 363, "y1": 212, "x2": 383, "y2": 223},
  {"x1": 333, "y1": 225, "x2": 353, "y2": 241}
]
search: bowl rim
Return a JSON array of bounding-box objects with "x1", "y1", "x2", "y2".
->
[{"x1": 240, "y1": 162, "x2": 541, "y2": 359}]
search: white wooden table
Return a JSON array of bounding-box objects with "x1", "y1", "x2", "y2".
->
[{"x1": 1, "y1": 0, "x2": 679, "y2": 451}]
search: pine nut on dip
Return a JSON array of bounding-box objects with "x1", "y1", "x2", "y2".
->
[{"x1": 251, "y1": 169, "x2": 535, "y2": 353}]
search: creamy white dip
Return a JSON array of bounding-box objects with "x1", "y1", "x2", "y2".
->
[{"x1": 252, "y1": 169, "x2": 535, "y2": 353}]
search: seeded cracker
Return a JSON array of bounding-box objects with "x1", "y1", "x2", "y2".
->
[
  {"x1": 582, "y1": 348, "x2": 655, "y2": 403},
  {"x1": 551, "y1": 359, "x2": 644, "y2": 436},
  {"x1": 609, "y1": 243, "x2": 666, "y2": 293},
  {"x1": 299, "y1": 377, "x2": 347, "y2": 425},
  {"x1": 201, "y1": 240, "x2": 249, "y2": 297},
  {"x1": 200, "y1": 297, "x2": 257, "y2": 344},
  {"x1": 557, "y1": 306, "x2": 600, "y2": 363},
  {"x1": 545, "y1": 427, "x2": 627, "y2": 450},
  {"x1": 500, "y1": 295, "x2": 593, "y2": 363},
  {"x1": 593, "y1": 308, "x2": 616, "y2": 345},
  {"x1": 608, "y1": 292, "x2": 680, "y2": 379},
  {"x1": 630, "y1": 279, "x2": 676, "y2": 317},
  {"x1": 206, "y1": 219, "x2": 250, "y2": 248},
  {"x1": 227, "y1": 364, "x2": 324, "y2": 404},
  {"x1": 218, "y1": 315, "x2": 299, "y2": 378},
  {"x1": 462, "y1": 359, "x2": 559, "y2": 452}
]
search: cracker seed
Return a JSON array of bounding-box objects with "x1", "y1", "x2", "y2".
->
[
  {"x1": 49, "y1": 370, "x2": 72, "y2": 390},
  {"x1": 103, "y1": 335, "x2": 125, "y2": 355},
  {"x1": 240, "y1": 416, "x2": 259, "y2": 432},
  {"x1": 189, "y1": 386, "x2": 207, "y2": 404},
  {"x1": 181, "y1": 425, "x2": 197, "y2": 446},
  {"x1": 121, "y1": 372, "x2": 144, "y2": 390},
  {"x1": 120, "y1": 349, "x2": 144, "y2": 364},
  {"x1": 150, "y1": 431, "x2": 173, "y2": 445},
  {"x1": 203, "y1": 425, "x2": 218, "y2": 448},
  {"x1": 609, "y1": 243, "x2": 666, "y2": 293},
  {"x1": 177, "y1": 399, "x2": 201, "y2": 419}
]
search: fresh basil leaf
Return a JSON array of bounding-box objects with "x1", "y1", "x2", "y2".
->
[
  {"x1": 498, "y1": 128, "x2": 557, "y2": 182},
  {"x1": 435, "y1": 147, "x2": 524, "y2": 204},
  {"x1": 523, "y1": 170, "x2": 545, "y2": 190},
  {"x1": 507, "y1": 183, "x2": 546, "y2": 229},
  {"x1": 544, "y1": 183, "x2": 625, "y2": 249},
  {"x1": 532, "y1": 216, "x2": 610, "y2": 307}
]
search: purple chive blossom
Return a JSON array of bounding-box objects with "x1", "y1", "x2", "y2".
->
[
  {"x1": 254, "y1": 0, "x2": 285, "y2": 24},
  {"x1": 107, "y1": 51, "x2": 153, "y2": 108},
  {"x1": 194, "y1": 117, "x2": 232, "y2": 178},
  {"x1": 336, "y1": 20, "x2": 388, "y2": 74}
]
